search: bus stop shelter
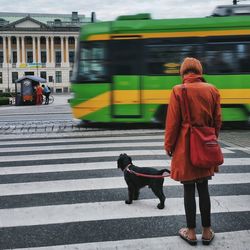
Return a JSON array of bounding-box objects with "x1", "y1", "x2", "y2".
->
[{"x1": 15, "y1": 75, "x2": 46, "y2": 105}]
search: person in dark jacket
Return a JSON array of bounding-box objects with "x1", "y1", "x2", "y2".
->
[
  {"x1": 165, "y1": 57, "x2": 222, "y2": 246},
  {"x1": 42, "y1": 84, "x2": 51, "y2": 105}
]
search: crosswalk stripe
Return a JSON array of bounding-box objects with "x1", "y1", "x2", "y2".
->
[
  {"x1": 0, "y1": 195, "x2": 249, "y2": 227},
  {"x1": 0, "y1": 141, "x2": 165, "y2": 153},
  {"x1": 0, "y1": 129, "x2": 164, "y2": 139},
  {"x1": 14, "y1": 230, "x2": 250, "y2": 250},
  {"x1": 0, "y1": 148, "x2": 235, "y2": 163},
  {"x1": 0, "y1": 135, "x2": 164, "y2": 146},
  {"x1": 0, "y1": 173, "x2": 249, "y2": 196},
  {"x1": 0, "y1": 158, "x2": 248, "y2": 175},
  {"x1": 0, "y1": 143, "x2": 240, "y2": 154}
]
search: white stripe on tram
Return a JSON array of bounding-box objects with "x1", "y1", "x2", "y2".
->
[
  {"x1": 0, "y1": 173, "x2": 249, "y2": 196},
  {"x1": 0, "y1": 158, "x2": 248, "y2": 176},
  {"x1": 0, "y1": 195, "x2": 249, "y2": 227},
  {"x1": 15, "y1": 230, "x2": 250, "y2": 250}
]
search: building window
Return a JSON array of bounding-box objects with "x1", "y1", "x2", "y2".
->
[
  {"x1": 56, "y1": 88, "x2": 62, "y2": 93},
  {"x1": 69, "y1": 37, "x2": 75, "y2": 44},
  {"x1": 12, "y1": 72, "x2": 18, "y2": 83},
  {"x1": 12, "y1": 51, "x2": 17, "y2": 64},
  {"x1": 11, "y1": 37, "x2": 16, "y2": 44},
  {"x1": 69, "y1": 70, "x2": 73, "y2": 80},
  {"x1": 55, "y1": 51, "x2": 61, "y2": 63},
  {"x1": 0, "y1": 51, "x2": 3, "y2": 63},
  {"x1": 40, "y1": 37, "x2": 46, "y2": 44},
  {"x1": 55, "y1": 71, "x2": 62, "y2": 83},
  {"x1": 27, "y1": 51, "x2": 33, "y2": 63},
  {"x1": 26, "y1": 37, "x2": 32, "y2": 45},
  {"x1": 40, "y1": 71, "x2": 47, "y2": 80},
  {"x1": 49, "y1": 76, "x2": 54, "y2": 82},
  {"x1": 41, "y1": 51, "x2": 47, "y2": 63},
  {"x1": 69, "y1": 51, "x2": 75, "y2": 63},
  {"x1": 54, "y1": 37, "x2": 60, "y2": 45},
  {"x1": 63, "y1": 87, "x2": 69, "y2": 93},
  {"x1": 0, "y1": 72, "x2": 2, "y2": 84}
]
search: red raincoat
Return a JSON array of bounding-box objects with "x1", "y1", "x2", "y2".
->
[{"x1": 164, "y1": 74, "x2": 222, "y2": 182}]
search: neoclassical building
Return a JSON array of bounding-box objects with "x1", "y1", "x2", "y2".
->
[{"x1": 0, "y1": 12, "x2": 92, "y2": 93}]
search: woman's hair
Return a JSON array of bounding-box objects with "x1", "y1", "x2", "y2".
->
[{"x1": 180, "y1": 57, "x2": 203, "y2": 76}]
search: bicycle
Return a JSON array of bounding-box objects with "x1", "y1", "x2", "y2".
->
[
  {"x1": 42, "y1": 94, "x2": 54, "y2": 105},
  {"x1": 9, "y1": 93, "x2": 16, "y2": 105}
]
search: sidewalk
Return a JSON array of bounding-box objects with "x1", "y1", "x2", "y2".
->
[
  {"x1": 220, "y1": 130, "x2": 250, "y2": 148},
  {"x1": 0, "y1": 95, "x2": 249, "y2": 148}
]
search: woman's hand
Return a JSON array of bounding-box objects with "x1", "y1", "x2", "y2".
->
[{"x1": 167, "y1": 151, "x2": 173, "y2": 157}]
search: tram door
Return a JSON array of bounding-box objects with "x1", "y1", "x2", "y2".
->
[{"x1": 110, "y1": 37, "x2": 143, "y2": 118}]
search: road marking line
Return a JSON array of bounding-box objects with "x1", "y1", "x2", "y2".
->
[
  {"x1": 0, "y1": 195, "x2": 249, "y2": 227},
  {"x1": 0, "y1": 158, "x2": 248, "y2": 175},
  {"x1": 0, "y1": 135, "x2": 164, "y2": 146},
  {"x1": 0, "y1": 148, "x2": 234, "y2": 163},
  {"x1": 14, "y1": 230, "x2": 250, "y2": 250},
  {"x1": 0, "y1": 173, "x2": 249, "y2": 196}
]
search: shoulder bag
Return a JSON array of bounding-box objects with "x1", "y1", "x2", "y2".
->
[{"x1": 182, "y1": 85, "x2": 224, "y2": 169}]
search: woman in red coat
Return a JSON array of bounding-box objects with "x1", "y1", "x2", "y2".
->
[
  {"x1": 164, "y1": 57, "x2": 222, "y2": 246},
  {"x1": 35, "y1": 84, "x2": 43, "y2": 105}
]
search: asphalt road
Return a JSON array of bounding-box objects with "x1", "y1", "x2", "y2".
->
[
  {"x1": 0, "y1": 127, "x2": 249, "y2": 249},
  {"x1": 0, "y1": 97, "x2": 249, "y2": 249}
]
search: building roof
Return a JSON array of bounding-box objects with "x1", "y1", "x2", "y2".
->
[{"x1": 0, "y1": 11, "x2": 92, "y2": 28}]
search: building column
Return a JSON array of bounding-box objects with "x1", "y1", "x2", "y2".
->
[
  {"x1": 60, "y1": 36, "x2": 64, "y2": 63},
  {"x1": 21, "y1": 36, "x2": 25, "y2": 63},
  {"x1": 37, "y1": 36, "x2": 41, "y2": 63},
  {"x1": 7, "y1": 36, "x2": 11, "y2": 63},
  {"x1": 16, "y1": 36, "x2": 20, "y2": 64},
  {"x1": 46, "y1": 36, "x2": 49, "y2": 63},
  {"x1": 51, "y1": 36, "x2": 54, "y2": 64},
  {"x1": 74, "y1": 36, "x2": 78, "y2": 53},
  {"x1": 32, "y1": 36, "x2": 36, "y2": 63},
  {"x1": 65, "y1": 36, "x2": 69, "y2": 63},
  {"x1": 2, "y1": 36, "x2": 7, "y2": 64}
]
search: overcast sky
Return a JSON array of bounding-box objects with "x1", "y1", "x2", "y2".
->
[{"x1": 0, "y1": 0, "x2": 247, "y2": 20}]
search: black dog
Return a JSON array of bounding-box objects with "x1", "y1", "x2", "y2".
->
[{"x1": 117, "y1": 153, "x2": 170, "y2": 209}]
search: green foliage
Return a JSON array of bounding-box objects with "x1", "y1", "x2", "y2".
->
[
  {"x1": 0, "y1": 92, "x2": 16, "y2": 97},
  {"x1": 0, "y1": 97, "x2": 10, "y2": 105}
]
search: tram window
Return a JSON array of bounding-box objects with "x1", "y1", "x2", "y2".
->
[
  {"x1": 110, "y1": 40, "x2": 142, "y2": 75},
  {"x1": 237, "y1": 43, "x2": 250, "y2": 73},
  {"x1": 146, "y1": 43, "x2": 202, "y2": 75},
  {"x1": 76, "y1": 42, "x2": 109, "y2": 82},
  {"x1": 204, "y1": 42, "x2": 250, "y2": 74}
]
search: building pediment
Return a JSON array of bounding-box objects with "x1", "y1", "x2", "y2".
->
[
  {"x1": 15, "y1": 19, "x2": 41, "y2": 28},
  {"x1": 4, "y1": 16, "x2": 48, "y2": 30}
]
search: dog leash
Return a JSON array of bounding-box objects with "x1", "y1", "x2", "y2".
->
[{"x1": 126, "y1": 168, "x2": 171, "y2": 179}]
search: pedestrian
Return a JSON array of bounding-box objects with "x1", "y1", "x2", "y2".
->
[
  {"x1": 164, "y1": 57, "x2": 222, "y2": 246},
  {"x1": 35, "y1": 83, "x2": 43, "y2": 105},
  {"x1": 42, "y1": 84, "x2": 51, "y2": 105}
]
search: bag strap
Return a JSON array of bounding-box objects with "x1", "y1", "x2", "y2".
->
[{"x1": 181, "y1": 84, "x2": 193, "y2": 128}]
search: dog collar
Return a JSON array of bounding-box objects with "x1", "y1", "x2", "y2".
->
[{"x1": 123, "y1": 163, "x2": 132, "y2": 172}]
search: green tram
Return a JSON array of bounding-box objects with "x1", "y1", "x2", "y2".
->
[{"x1": 70, "y1": 13, "x2": 250, "y2": 126}]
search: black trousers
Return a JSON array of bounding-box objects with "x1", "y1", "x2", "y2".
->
[
  {"x1": 44, "y1": 93, "x2": 50, "y2": 104},
  {"x1": 183, "y1": 179, "x2": 211, "y2": 228}
]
